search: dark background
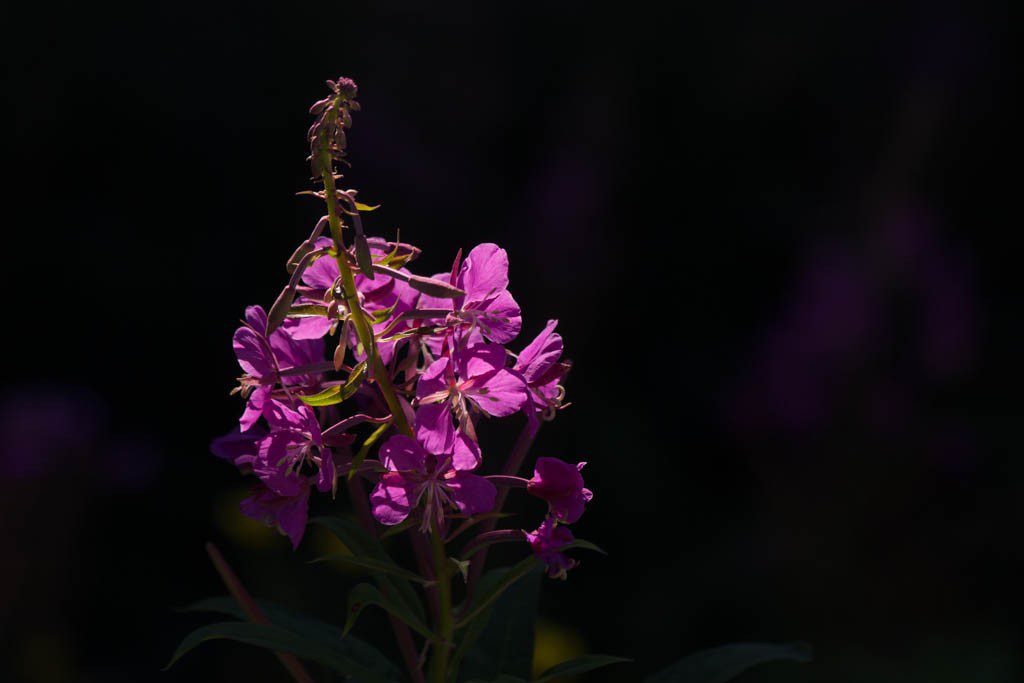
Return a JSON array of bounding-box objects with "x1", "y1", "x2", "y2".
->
[{"x1": 2, "y1": 1, "x2": 1021, "y2": 681}]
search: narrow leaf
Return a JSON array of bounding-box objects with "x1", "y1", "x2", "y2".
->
[
  {"x1": 298, "y1": 361, "x2": 366, "y2": 407},
  {"x1": 555, "y1": 539, "x2": 607, "y2": 555},
  {"x1": 311, "y1": 516, "x2": 426, "y2": 623},
  {"x1": 355, "y1": 234, "x2": 376, "y2": 279},
  {"x1": 349, "y1": 420, "x2": 391, "y2": 480},
  {"x1": 180, "y1": 596, "x2": 401, "y2": 681},
  {"x1": 165, "y1": 621, "x2": 391, "y2": 682},
  {"x1": 456, "y1": 566, "x2": 541, "y2": 682},
  {"x1": 355, "y1": 202, "x2": 381, "y2": 212},
  {"x1": 535, "y1": 654, "x2": 632, "y2": 682},
  {"x1": 310, "y1": 553, "x2": 433, "y2": 585},
  {"x1": 344, "y1": 583, "x2": 433, "y2": 640},
  {"x1": 456, "y1": 556, "x2": 541, "y2": 629},
  {"x1": 287, "y1": 304, "x2": 330, "y2": 318},
  {"x1": 645, "y1": 641, "x2": 813, "y2": 683}
]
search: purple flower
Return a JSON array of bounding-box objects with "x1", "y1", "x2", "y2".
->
[
  {"x1": 527, "y1": 457, "x2": 592, "y2": 524},
  {"x1": 239, "y1": 480, "x2": 311, "y2": 549},
  {"x1": 420, "y1": 243, "x2": 522, "y2": 353},
  {"x1": 233, "y1": 306, "x2": 325, "y2": 431},
  {"x1": 301, "y1": 238, "x2": 420, "y2": 363},
  {"x1": 255, "y1": 400, "x2": 338, "y2": 495},
  {"x1": 525, "y1": 518, "x2": 578, "y2": 579},
  {"x1": 514, "y1": 320, "x2": 570, "y2": 420},
  {"x1": 415, "y1": 343, "x2": 528, "y2": 448},
  {"x1": 370, "y1": 425, "x2": 496, "y2": 531}
]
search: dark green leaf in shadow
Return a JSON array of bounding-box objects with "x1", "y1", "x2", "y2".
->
[
  {"x1": 180, "y1": 596, "x2": 402, "y2": 681},
  {"x1": 344, "y1": 582, "x2": 433, "y2": 641},
  {"x1": 457, "y1": 563, "x2": 543, "y2": 681},
  {"x1": 535, "y1": 654, "x2": 632, "y2": 681},
  {"x1": 645, "y1": 641, "x2": 813, "y2": 683},
  {"x1": 165, "y1": 621, "x2": 392, "y2": 682}
]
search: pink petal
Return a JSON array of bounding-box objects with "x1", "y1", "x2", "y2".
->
[
  {"x1": 445, "y1": 472, "x2": 497, "y2": 517},
  {"x1": 474, "y1": 289, "x2": 522, "y2": 344},
  {"x1": 283, "y1": 316, "x2": 333, "y2": 340},
  {"x1": 233, "y1": 327, "x2": 274, "y2": 378},
  {"x1": 301, "y1": 253, "x2": 340, "y2": 290},
  {"x1": 514, "y1": 320, "x2": 562, "y2": 383},
  {"x1": 239, "y1": 386, "x2": 270, "y2": 431},
  {"x1": 378, "y1": 434, "x2": 427, "y2": 472},
  {"x1": 454, "y1": 344, "x2": 507, "y2": 379},
  {"x1": 414, "y1": 403, "x2": 454, "y2": 456},
  {"x1": 459, "y1": 243, "x2": 509, "y2": 301},
  {"x1": 451, "y1": 430, "x2": 482, "y2": 471},
  {"x1": 469, "y1": 369, "x2": 528, "y2": 417},
  {"x1": 370, "y1": 473, "x2": 416, "y2": 525}
]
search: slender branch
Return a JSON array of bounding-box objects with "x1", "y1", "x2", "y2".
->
[
  {"x1": 204, "y1": 543, "x2": 316, "y2": 683},
  {"x1": 460, "y1": 419, "x2": 540, "y2": 614}
]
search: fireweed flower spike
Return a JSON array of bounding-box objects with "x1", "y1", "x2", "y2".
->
[{"x1": 186, "y1": 77, "x2": 618, "y2": 683}]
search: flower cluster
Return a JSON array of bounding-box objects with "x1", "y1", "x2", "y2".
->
[{"x1": 212, "y1": 77, "x2": 590, "y2": 581}]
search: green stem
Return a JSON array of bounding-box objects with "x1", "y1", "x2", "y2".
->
[
  {"x1": 319, "y1": 149, "x2": 411, "y2": 438},
  {"x1": 427, "y1": 526, "x2": 453, "y2": 683}
]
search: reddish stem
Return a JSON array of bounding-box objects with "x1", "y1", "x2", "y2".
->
[{"x1": 205, "y1": 543, "x2": 316, "y2": 683}]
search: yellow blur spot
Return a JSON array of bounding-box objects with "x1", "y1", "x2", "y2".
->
[
  {"x1": 214, "y1": 488, "x2": 277, "y2": 549},
  {"x1": 533, "y1": 619, "x2": 587, "y2": 681},
  {"x1": 17, "y1": 631, "x2": 75, "y2": 683}
]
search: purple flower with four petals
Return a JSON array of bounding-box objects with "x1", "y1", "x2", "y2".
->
[
  {"x1": 419, "y1": 243, "x2": 522, "y2": 354},
  {"x1": 415, "y1": 343, "x2": 528, "y2": 446},
  {"x1": 370, "y1": 424, "x2": 496, "y2": 531}
]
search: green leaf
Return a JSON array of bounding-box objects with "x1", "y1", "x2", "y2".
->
[
  {"x1": 456, "y1": 556, "x2": 542, "y2": 628},
  {"x1": 379, "y1": 517, "x2": 418, "y2": 539},
  {"x1": 310, "y1": 553, "x2": 433, "y2": 585},
  {"x1": 370, "y1": 300, "x2": 399, "y2": 324},
  {"x1": 180, "y1": 596, "x2": 402, "y2": 681},
  {"x1": 287, "y1": 304, "x2": 330, "y2": 318},
  {"x1": 450, "y1": 557, "x2": 471, "y2": 582},
  {"x1": 299, "y1": 361, "x2": 367, "y2": 407},
  {"x1": 555, "y1": 539, "x2": 607, "y2": 555},
  {"x1": 535, "y1": 654, "x2": 632, "y2": 681},
  {"x1": 344, "y1": 583, "x2": 433, "y2": 640},
  {"x1": 645, "y1": 641, "x2": 813, "y2": 683},
  {"x1": 349, "y1": 420, "x2": 391, "y2": 480},
  {"x1": 165, "y1": 621, "x2": 392, "y2": 682},
  {"x1": 311, "y1": 516, "x2": 426, "y2": 623},
  {"x1": 456, "y1": 563, "x2": 542, "y2": 681},
  {"x1": 355, "y1": 201, "x2": 381, "y2": 212},
  {"x1": 355, "y1": 234, "x2": 376, "y2": 279}
]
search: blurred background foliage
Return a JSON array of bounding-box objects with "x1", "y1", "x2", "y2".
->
[{"x1": 2, "y1": 1, "x2": 1020, "y2": 681}]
